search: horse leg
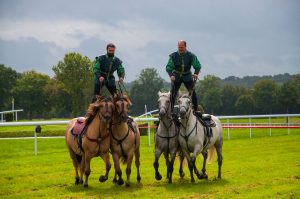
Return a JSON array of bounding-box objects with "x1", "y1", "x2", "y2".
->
[
  {"x1": 135, "y1": 147, "x2": 141, "y2": 183},
  {"x1": 215, "y1": 143, "x2": 223, "y2": 179},
  {"x1": 168, "y1": 151, "x2": 176, "y2": 184},
  {"x1": 112, "y1": 153, "x2": 124, "y2": 185},
  {"x1": 125, "y1": 153, "x2": 134, "y2": 187},
  {"x1": 99, "y1": 152, "x2": 111, "y2": 182},
  {"x1": 179, "y1": 151, "x2": 185, "y2": 178},
  {"x1": 83, "y1": 154, "x2": 92, "y2": 188},
  {"x1": 190, "y1": 144, "x2": 202, "y2": 180},
  {"x1": 183, "y1": 150, "x2": 195, "y2": 183},
  {"x1": 153, "y1": 148, "x2": 163, "y2": 181},
  {"x1": 163, "y1": 152, "x2": 171, "y2": 180},
  {"x1": 197, "y1": 151, "x2": 208, "y2": 179},
  {"x1": 69, "y1": 150, "x2": 80, "y2": 185},
  {"x1": 79, "y1": 154, "x2": 85, "y2": 185}
]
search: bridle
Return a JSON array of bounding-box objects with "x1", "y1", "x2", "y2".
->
[{"x1": 157, "y1": 95, "x2": 171, "y2": 120}]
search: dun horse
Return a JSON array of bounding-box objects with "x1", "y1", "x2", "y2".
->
[
  {"x1": 177, "y1": 93, "x2": 223, "y2": 182},
  {"x1": 154, "y1": 91, "x2": 185, "y2": 183},
  {"x1": 110, "y1": 94, "x2": 141, "y2": 186},
  {"x1": 65, "y1": 96, "x2": 115, "y2": 187}
]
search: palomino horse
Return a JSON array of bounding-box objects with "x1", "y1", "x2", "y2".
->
[
  {"x1": 65, "y1": 96, "x2": 115, "y2": 187},
  {"x1": 110, "y1": 94, "x2": 141, "y2": 186},
  {"x1": 154, "y1": 91, "x2": 185, "y2": 183},
  {"x1": 177, "y1": 93, "x2": 223, "y2": 182}
]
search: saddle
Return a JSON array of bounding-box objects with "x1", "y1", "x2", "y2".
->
[
  {"x1": 71, "y1": 117, "x2": 88, "y2": 152},
  {"x1": 193, "y1": 112, "x2": 216, "y2": 138},
  {"x1": 71, "y1": 117, "x2": 86, "y2": 135}
]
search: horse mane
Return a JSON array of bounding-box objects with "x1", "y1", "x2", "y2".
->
[
  {"x1": 114, "y1": 94, "x2": 132, "y2": 105},
  {"x1": 85, "y1": 96, "x2": 113, "y2": 125},
  {"x1": 85, "y1": 102, "x2": 100, "y2": 125}
]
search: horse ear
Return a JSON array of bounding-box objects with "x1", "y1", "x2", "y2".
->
[{"x1": 158, "y1": 91, "x2": 162, "y2": 96}]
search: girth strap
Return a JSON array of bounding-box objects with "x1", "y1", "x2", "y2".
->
[
  {"x1": 179, "y1": 120, "x2": 198, "y2": 153},
  {"x1": 111, "y1": 125, "x2": 130, "y2": 159}
]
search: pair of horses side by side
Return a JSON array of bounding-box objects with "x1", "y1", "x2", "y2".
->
[
  {"x1": 65, "y1": 95, "x2": 141, "y2": 187},
  {"x1": 154, "y1": 92, "x2": 223, "y2": 183}
]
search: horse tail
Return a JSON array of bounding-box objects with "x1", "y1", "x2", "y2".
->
[{"x1": 207, "y1": 146, "x2": 216, "y2": 164}]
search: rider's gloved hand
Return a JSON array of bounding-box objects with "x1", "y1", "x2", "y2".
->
[
  {"x1": 192, "y1": 74, "x2": 198, "y2": 81},
  {"x1": 118, "y1": 77, "x2": 124, "y2": 84},
  {"x1": 170, "y1": 76, "x2": 176, "y2": 82},
  {"x1": 99, "y1": 76, "x2": 104, "y2": 82}
]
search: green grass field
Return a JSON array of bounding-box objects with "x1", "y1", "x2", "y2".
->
[{"x1": 0, "y1": 131, "x2": 299, "y2": 198}]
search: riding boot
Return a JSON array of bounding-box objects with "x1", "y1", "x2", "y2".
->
[{"x1": 193, "y1": 105, "x2": 203, "y2": 120}]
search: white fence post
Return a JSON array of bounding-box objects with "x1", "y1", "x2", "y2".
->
[
  {"x1": 34, "y1": 129, "x2": 37, "y2": 155},
  {"x1": 269, "y1": 117, "x2": 272, "y2": 136},
  {"x1": 249, "y1": 117, "x2": 252, "y2": 139},
  {"x1": 288, "y1": 116, "x2": 290, "y2": 135},
  {"x1": 227, "y1": 118, "x2": 230, "y2": 140}
]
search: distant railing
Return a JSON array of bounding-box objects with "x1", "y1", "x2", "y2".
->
[{"x1": 0, "y1": 114, "x2": 299, "y2": 154}]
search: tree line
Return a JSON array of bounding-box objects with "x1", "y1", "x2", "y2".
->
[{"x1": 1, "y1": 52, "x2": 299, "y2": 120}]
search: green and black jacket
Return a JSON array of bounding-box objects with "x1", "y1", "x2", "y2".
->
[
  {"x1": 166, "y1": 51, "x2": 201, "y2": 77},
  {"x1": 93, "y1": 54, "x2": 125, "y2": 79}
]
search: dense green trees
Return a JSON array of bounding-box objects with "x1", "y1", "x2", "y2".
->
[
  {"x1": 0, "y1": 64, "x2": 19, "y2": 110},
  {"x1": 129, "y1": 68, "x2": 164, "y2": 115},
  {"x1": 12, "y1": 71, "x2": 50, "y2": 119},
  {"x1": 53, "y1": 52, "x2": 93, "y2": 117},
  {"x1": 0, "y1": 57, "x2": 299, "y2": 119}
]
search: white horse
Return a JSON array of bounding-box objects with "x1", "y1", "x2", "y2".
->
[
  {"x1": 153, "y1": 91, "x2": 185, "y2": 183},
  {"x1": 177, "y1": 93, "x2": 223, "y2": 182}
]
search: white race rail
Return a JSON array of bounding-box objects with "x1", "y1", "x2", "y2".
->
[{"x1": 0, "y1": 114, "x2": 299, "y2": 155}]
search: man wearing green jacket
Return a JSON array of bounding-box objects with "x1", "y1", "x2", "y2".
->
[
  {"x1": 92, "y1": 43, "x2": 125, "y2": 101},
  {"x1": 166, "y1": 40, "x2": 201, "y2": 113}
]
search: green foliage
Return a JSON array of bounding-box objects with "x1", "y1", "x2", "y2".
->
[
  {"x1": 235, "y1": 94, "x2": 255, "y2": 114},
  {"x1": 197, "y1": 75, "x2": 222, "y2": 114},
  {"x1": 130, "y1": 68, "x2": 164, "y2": 115},
  {"x1": 43, "y1": 79, "x2": 72, "y2": 118},
  {"x1": 0, "y1": 64, "x2": 19, "y2": 110},
  {"x1": 52, "y1": 52, "x2": 93, "y2": 117},
  {"x1": 12, "y1": 71, "x2": 50, "y2": 119},
  {"x1": 253, "y1": 79, "x2": 279, "y2": 114}
]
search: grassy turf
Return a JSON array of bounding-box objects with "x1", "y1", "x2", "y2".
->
[{"x1": 0, "y1": 132, "x2": 299, "y2": 198}]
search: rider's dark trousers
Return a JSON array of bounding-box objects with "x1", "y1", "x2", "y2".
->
[
  {"x1": 93, "y1": 76, "x2": 116, "y2": 101},
  {"x1": 170, "y1": 79, "x2": 198, "y2": 112}
]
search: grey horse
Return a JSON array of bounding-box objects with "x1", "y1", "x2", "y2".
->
[
  {"x1": 177, "y1": 93, "x2": 223, "y2": 183},
  {"x1": 153, "y1": 91, "x2": 185, "y2": 183}
]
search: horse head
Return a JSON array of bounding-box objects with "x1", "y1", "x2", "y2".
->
[
  {"x1": 157, "y1": 91, "x2": 171, "y2": 118},
  {"x1": 114, "y1": 93, "x2": 132, "y2": 122},
  {"x1": 178, "y1": 93, "x2": 192, "y2": 119},
  {"x1": 88, "y1": 96, "x2": 115, "y2": 123}
]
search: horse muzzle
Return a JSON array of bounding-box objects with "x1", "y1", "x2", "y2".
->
[
  {"x1": 179, "y1": 107, "x2": 187, "y2": 118},
  {"x1": 159, "y1": 109, "x2": 166, "y2": 117}
]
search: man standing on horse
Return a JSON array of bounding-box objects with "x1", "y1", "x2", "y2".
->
[
  {"x1": 166, "y1": 40, "x2": 202, "y2": 115},
  {"x1": 92, "y1": 43, "x2": 125, "y2": 102}
]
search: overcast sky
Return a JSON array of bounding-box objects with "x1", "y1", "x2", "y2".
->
[{"x1": 0, "y1": 0, "x2": 299, "y2": 82}]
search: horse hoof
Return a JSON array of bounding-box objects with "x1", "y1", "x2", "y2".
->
[
  {"x1": 83, "y1": 183, "x2": 88, "y2": 188},
  {"x1": 126, "y1": 182, "x2": 130, "y2": 187},
  {"x1": 99, "y1": 176, "x2": 108, "y2": 182},
  {"x1": 179, "y1": 171, "x2": 185, "y2": 178},
  {"x1": 113, "y1": 178, "x2": 117, "y2": 184},
  {"x1": 197, "y1": 173, "x2": 208, "y2": 179},
  {"x1": 137, "y1": 176, "x2": 141, "y2": 182},
  {"x1": 155, "y1": 173, "x2": 162, "y2": 181},
  {"x1": 191, "y1": 178, "x2": 195, "y2": 183},
  {"x1": 117, "y1": 179, "x2": 124, "y2": 186},
  {"x1": 168, "y1": 179, "x2": 172, "y2": 184},
  {"x1": 75, "y1": 178, "x2": 80, "y2": 185},
  {"x1": 79, "y1": 179, "x2": 83, "y2": 184}
]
